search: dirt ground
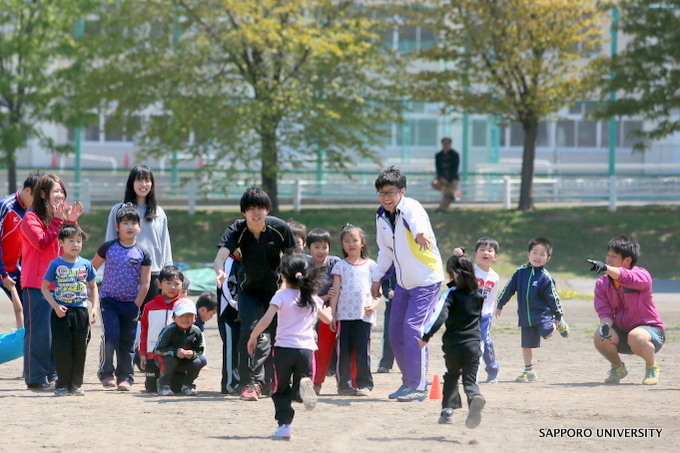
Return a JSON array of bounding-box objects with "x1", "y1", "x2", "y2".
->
[{"x1": 1, "y1": 279, "x2": 678, "y2": 453}]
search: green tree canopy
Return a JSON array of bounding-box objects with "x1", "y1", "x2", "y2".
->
[
  {"x1": 413, "y1": 0, "x2": 605, "y2": 211},
  {"x1": 596, "y1": 1, "x2": 680, "y2": 149},
  {"x1": 0, "y1": 0, "x2": 93, "y2": 192},
  {"x1": 79, "y1": 0, "x2": 405, "y2": 212}
]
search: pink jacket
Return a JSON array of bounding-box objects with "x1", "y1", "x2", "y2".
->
[
  {"x1": 20, "y1": 211, "x2": 63, "y2": 289},
  {"x1": 593, "y1": 266, "x2": 664, "y2": 333}
]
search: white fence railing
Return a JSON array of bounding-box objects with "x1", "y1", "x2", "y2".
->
[{"x1": 71, "y1": 174, "x2": 680, "y2": 214}]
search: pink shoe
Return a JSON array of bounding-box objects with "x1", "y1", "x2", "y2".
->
[{"x1": 117, "y1": 381, "x2": 132, "y2": 391}]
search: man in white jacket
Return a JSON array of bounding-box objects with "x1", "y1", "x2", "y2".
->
[{"x1": 371, "y1": 166, "x2": 444, "y2": 402}]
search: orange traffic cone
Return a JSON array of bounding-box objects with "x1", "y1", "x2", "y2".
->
[{"x1": 429, "y1": 374, "x2": 443, "y2": 400}]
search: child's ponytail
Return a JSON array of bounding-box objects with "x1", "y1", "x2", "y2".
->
[
  {"x1": 280, "y1": 253, "x2": 324, "y2": 311},
  {"x1": 445, "y1": 253, "x2": 478, "y2": 295}
]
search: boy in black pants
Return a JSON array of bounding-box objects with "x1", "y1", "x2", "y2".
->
[
  {"x1": 213, "y1": 187, "x2": 296, "y2": 401},
  {"x1": 41, "y1": 224, "x2": 99, "y2": 396}
]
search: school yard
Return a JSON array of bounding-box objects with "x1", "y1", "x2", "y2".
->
[{"x1": 0, "y1": 278, "x2": 678, "y2": 453}]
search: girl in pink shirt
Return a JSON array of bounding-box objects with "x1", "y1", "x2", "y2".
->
[
  {"x1": 20, "y1": 174, "x2": 83, "y2": 389},
  {"x1": 247, "y1": 253, "x2": 332, "y2": 440}
]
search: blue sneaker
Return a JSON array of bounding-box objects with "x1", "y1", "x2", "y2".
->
[{"x1": 388, "y1": 384, "x2": 409, "y2": 399}]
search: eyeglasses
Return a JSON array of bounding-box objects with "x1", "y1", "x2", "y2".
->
[{"x1": 377, "y1": 189, "x2": 400, "y2": 197}]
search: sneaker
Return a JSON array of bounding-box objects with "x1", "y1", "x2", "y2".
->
[
  {"x1": 54, "y1": 388, "x2": 69, "y2": 397},
  {"x1": 117, "y1": 381, "x2": 132, "y2": 391},
  {"x1": 313, "y1": 384, "x2": 322, "y2": 395},
  {"x1": 298, "y1": 377, "x2": 317, "y2": 410},
  {"x1": 397, "y1": 388, "x2": 428, "y2": 402},
  {"x1": 516, "y1": 370, "x2": 537, "y2": 383},
  {"x1": 438, "y1": 408, "x2": 454, "y2": 424},
  {"x1": 70, "y1": 387, "x2": 85, "y2": 396},
  {"x1": 27, "y1": 382, "x2": 55, "y2": 391},
  {"x1": 181, "y1": 385, "x2": 198, "y2": 396},
  {"x1": 337, "y1": 387, "x2": 357, "y2": 396},
  {"x1": 272, "y1": 424, "x2": 291, "y2": 441},
  {"x1": 604, "y1": 363, "x2": 628, "y2": 384},
  {"x1": 101, "y1": 378, "x2": 116, "y2": 389},
  {"x1": 376, "y1": 366, "x2": 390, "y2": 373},
  {"x1": 388, "y1": 384, "x2": 409, "y2": 399},
  {"x1": 558, "y1": 319, "x2": 571, "y2": 338},
  {"x1": 158, "y1": 385, "x2": 174, "y2": 396},
  {"x1": 241, "y1": 383, "x2": 261, "y2": 401},
  {"x1": 465, "y1": 395, "x2": 485, "y2": 429},
  {"x1": 355, "y1": 387, "x2": 372, "y2": 397},
  {"x1": 642, "y1": 364, "x2": 660, "y2": 385}
]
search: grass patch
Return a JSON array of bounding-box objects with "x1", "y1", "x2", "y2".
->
[{"x1": 78, "y1": 205, "x2": 680, "y2": 280}]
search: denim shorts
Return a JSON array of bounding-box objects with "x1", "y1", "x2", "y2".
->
[{"x1": 613, "y1": 324, "x2": 665, "y2": 354}]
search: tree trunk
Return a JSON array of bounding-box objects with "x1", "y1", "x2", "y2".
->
[
  {"x1": 518, "y1": 118, "x2": 539, "y2": 212},
  {"x1": 260, "y1": 124, "x2": 280, "y2": 214},
  {"x1": 7, "y1": 156, "x2": 17, "y2": 194}
]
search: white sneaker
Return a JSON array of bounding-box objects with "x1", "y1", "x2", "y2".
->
[
  {"x1": 272, "y1": 424, "x2": 291, "y2": 440},
  {"x1": 298, "y1": 377, "x2": 317, "y2": 411},
  {"x1": 181, "y1": 385, "x2": 197, "y2": 396},
  {"x1": 355, "y1": 387, "x2": 371, "y2": 396},
  {"x1": 158, "y1": 385, "x2": 174, "y2": 396}
]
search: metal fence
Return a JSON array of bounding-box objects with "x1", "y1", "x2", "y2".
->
[{"x1": 71, "y1": 172, "x2": 680, "y2": 213}]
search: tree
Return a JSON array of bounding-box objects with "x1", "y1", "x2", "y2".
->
[
  {"x1": 0, "y1": 0, "x2": 92, "y2": 192},
  {"x1": 595, "y1": 1, "x2": 680, "y2": 149},
  {"x1": 80, "y1": 0, "x2": 404, "y2": 212},
  {"x1": 413, "y1": 0, "x2": 605, "y2": 212}
]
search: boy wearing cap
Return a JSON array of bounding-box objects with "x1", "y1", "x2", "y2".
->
[{"x1": 154, "y1": 298, "x2": 206, "y2": 396}]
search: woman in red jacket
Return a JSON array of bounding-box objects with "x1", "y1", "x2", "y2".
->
[{"x1": 20, "y1": 174, "x2": 83, "y2": 390}]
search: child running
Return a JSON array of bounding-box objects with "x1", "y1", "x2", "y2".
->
[
  {"x1": 247, "y1": 253, "x2": 333, "y2": 441},
  {"x1": 329, "y1": 224, "x2": 380, "y2": 396},
  {"x1": 419, "y1": 253, "x2": 485, "y2": 428},
  {"x1": 496, "y1": 237, "x2": 569, "y2": 382},
  {"x1": 41, "y1": 224, "x2": 99, "y2": 396}
]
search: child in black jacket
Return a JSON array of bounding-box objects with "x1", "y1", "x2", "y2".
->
[
  {"x1": 420, "y1": 252, "x2": 485, "y2": 428},
  {"x1": 154, "y1": 299, "x2": 205, "y2": 396}
]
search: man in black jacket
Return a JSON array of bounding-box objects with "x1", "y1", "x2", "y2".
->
[{"x1": 432, "y1": 137, "x2": 460, "y2": 213}]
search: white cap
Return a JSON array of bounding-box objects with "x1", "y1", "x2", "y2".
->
[{"x1": 173, "y1": 298, "x2": 197, "y2": 316}]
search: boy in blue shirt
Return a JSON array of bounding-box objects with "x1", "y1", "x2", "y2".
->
[
  {"x1": 41, "y1": 224, "x2": 99, "y2": 396},
  {"x1": 495, "y1": 237, "x2": 569, "y2": 382}
]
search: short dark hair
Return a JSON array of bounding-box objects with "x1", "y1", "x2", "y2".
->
[
  {"x1": 115, "y1": 203, "x2": 141, "y2": 224},
  {"x1": 158, "y1": 265, "x2": 184, "y2": 283},
  {"x1": 528, "y1": 237, "x2": 552, "y2": 256},
  {"x1": 23, "y1": 171, "x2": 43, "y2": 190},
  {"x1": 475, "y1": 237, "x2": 500, "y2": 254},
  {"x1": 59, "y1": 223, "x2": 88, "y2": 241},
  {"x1": 307, "y1": 228, "x2": 332, "y2": 247},
  {"x1": 240, "y1": 187, "x2": 272, "y2": 213},
  {"x1": 288, "y1": 220, "x2": 307, "y2": 242},
  {"x1": 608, "y1": 235, "x2": 640, "y2": 267},
  {"x1": 196, "y1": 291, "x2": 218, "y2": 311},
  {"x1": 374, "y1": 165, "x2": 406, "y2": 191},
  {"x1": 441, "y1": 137, "x2": 452, "y2": 144}
]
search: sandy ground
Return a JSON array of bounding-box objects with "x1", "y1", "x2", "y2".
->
[{"x1": 0, "y1": 280, "x2": 678, "y2": 453}]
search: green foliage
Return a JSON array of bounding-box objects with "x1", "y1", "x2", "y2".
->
[
  {"x1": 595, "y1": 0, "x2": 680, "y2": 149},
  {"x1": 78, "y1": 0, "x2": 405, "y2": 211},
  {"x1": 411, "y1": 0, "x2": 606, "y2": 211},
  {"x1": 0, "y1": 0, "x2": 96, "y2": 191}
]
